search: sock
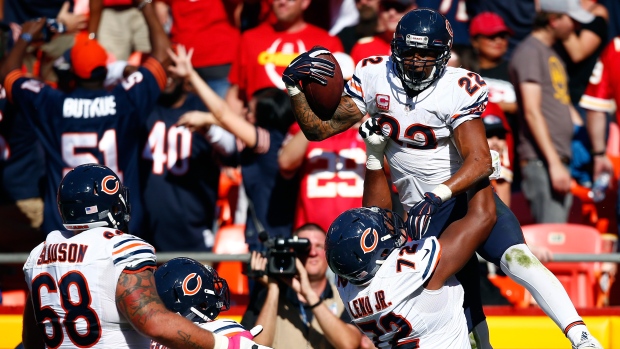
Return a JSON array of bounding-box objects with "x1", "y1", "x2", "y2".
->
[
  {"x1": 500, "y1": 244, "x2": 584, "y2": 346},
  {"x1": 471, "y1": 320, "x2": 493, "y2": 349},
  {"x1": 566, "y1": 323, "x2": 592, "y2": 345}
]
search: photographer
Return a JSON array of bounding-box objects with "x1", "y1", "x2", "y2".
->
[{"x1": 241, "y1": 223, "x2": 371, "y2": 349}]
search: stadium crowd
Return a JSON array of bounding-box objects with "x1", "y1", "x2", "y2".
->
[{"x1": 0, "y1": 0, "x2": 619, "y2": 348}]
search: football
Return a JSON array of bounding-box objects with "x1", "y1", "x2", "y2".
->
[{"x1": 303, "y1": 52, "x2": 344, "y2": 121}]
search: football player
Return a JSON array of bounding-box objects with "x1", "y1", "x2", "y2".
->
[
  {"x1": 21, "y1": 164, "x2": 270, "y2": 349},
  {"x1": 152, "y1": 257, "x2": 256, "y2": 348},
  {"x1": 283, "y1": 7, "x2": 602, "y2": 349},
  {"x1": 326, "y1": 204, "x2": 483, "y2": 348}
]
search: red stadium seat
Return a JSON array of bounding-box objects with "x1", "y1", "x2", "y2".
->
[
  {"x1": 489, "y1": 224, "x2": 614, "y2": 308},
  {"x1": 213, "y1": 224, "x2": 249, "y2": 305},
  {"x1": 0, "y1": 290, "x2": 26, "y2": 307}
]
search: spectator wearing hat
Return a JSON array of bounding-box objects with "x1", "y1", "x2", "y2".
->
[
  {"x1": 467, "y1": 11, "x2": 521, "y2": 183},
  {"x1": 349, "y1": 0, "x2": 415, "y2": 64},
  {"x1": 0, "y1": 0, "x2": 170, "y2": 236},
  {"x1": 509, "y1": 0, "x2": 594, "y2": 224}
]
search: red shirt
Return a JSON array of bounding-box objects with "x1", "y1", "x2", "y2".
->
[
  {"x1": 350, "y1": 36, "x2": 391, "y2": 65},
  {"x1": 580, "y1": 37, "x2": 620, "y2": 121},
  {"x1": 229, "y1": 22, "x2": 343, "y2": 101},
  {"x1": 287, "y1": 123, "x2": 366, "y2": 231},
  {"x1": 164, "y1": 0, "x2": 240, "y2": 68}
]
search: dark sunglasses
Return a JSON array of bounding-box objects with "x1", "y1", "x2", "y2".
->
[
  {"x1": 480, "y1": 32, "x2": 509, "y2": 40},
  {"x1": 486, "y1": 129, "x2": 507, "y2": 140},
  {"x1": 382, "y1": 1, "x2": 409, "y2": 13}
]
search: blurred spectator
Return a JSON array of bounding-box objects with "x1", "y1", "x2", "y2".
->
[
  {"x1": 154, "y1": 0, "x2": 241, "y2": 98},
  {"x1": 3, "y1": 1, "x2": 88, "y2": 81},
  {"x1": 0, "y1": 2, "x2": 170, "y2": 235},
  {"x1": 88, "y1": 0, "x2": 151, "y2": 61},
  {"x1": 467, "y1": 11, "x2": 520, "y2": 184},
  {"x1": 509, "y1": 0, "x2": 594, "y2": 223},
  {"x1": 554, "y1": 0, "x2": 608, "y2": 185},
  {"x1": 336, "y1": 0, "x2": 382, "y2": 54},
  {"x1": 482, "y1": 102, "x2": 514, "y2": 207},
  {"x1": 172, "y1": 46, "x2": 298, "y2": 252},
  {"x1": 349, "y1": 0, "x2": 414, "y2": 64},
  {"x1": 598, "y1": 0, "x2": 619, "y2": 39},
  {"x1": 0, "y1": 22, "x2": 45, "y2": 252},
  {"x1": 226, "y1": 0, "x2": 343, "y2": 114},
  {"x1": 278, "y1": 121, "x2": 366, "y2": 232},
  {"x1": 466, "y1": 0, "x2": 536, "y2": 58},
  {"x1": 139, "y1": 50, "x2": 237, "y2": 252},
  {"x1": 580, "y1": 36, "x2": 620, "y2": 229},
  {"x1": 242, "y1": 223, "x2": 367, "y2": 349}
]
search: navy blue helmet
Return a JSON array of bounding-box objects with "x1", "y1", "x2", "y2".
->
[
  {"x1": 57, "y1": 163, "x2": 131, "y2": 232},
  {"x1": 326, "y1": 207, "x2": 407, "y2": 285},
  {"x1": 155, "y1": 257, "x2": 230, "y2": 323},
  {"x1": 391, "y1": 8, "x2": 453, "y2": 92}
]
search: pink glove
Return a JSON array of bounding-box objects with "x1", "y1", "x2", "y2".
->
[{"x1": 226, "y1": 325, "x2": 270, "y2": 349}]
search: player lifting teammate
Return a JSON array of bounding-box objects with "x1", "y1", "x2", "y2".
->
[{"x1": 283, "y1": 7, "x2": 602, "y2": 349}]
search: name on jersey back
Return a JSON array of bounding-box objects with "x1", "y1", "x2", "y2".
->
[
  {"x1": 63, "y1": 96, "x2": 117, "y2": 118},
  {"x1": 36, "y1": 243, "x2": 88, "y2": 265}
]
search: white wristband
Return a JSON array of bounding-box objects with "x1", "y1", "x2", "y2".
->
[
  {"x1": 366, "y1": 154, "x2": 383, "y2": 170},
  {"x1": 431, "y1": 184, "x2": 452, "y2": 202},
  {"x1": 286, "y1": 84, "x2": 302, "y2": 97},
  {"x1": 212, "y1": 333, "x2": 229, "y2": 349}
]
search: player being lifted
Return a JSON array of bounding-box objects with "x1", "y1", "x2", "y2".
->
[
  {"x1": 151, "y1": 257, "x2": 259, "y2": 348},
  {"x1": 282, "y1": 8, "x2": 602, "y2": 349},
  {"x1": 22, "y1": 164, "x2": 269, "y2": 349}
]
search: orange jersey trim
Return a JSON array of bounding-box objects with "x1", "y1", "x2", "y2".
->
[
  {"x1": 143, "y1": 57, "x2": 166, "y2": 91},
  {"x1": 112, "y1": 242, "x2": 152, "y2": 255},
  {"x1": 122, "y1": 265, "x2": 156, "y2": 274},
  {"x1": 4, "y1": 69, "x2": 24, "y2": 102}
]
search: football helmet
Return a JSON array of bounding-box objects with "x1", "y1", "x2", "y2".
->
[
  {"x1": 57, "y1": 163, "x2": 130, "y2": 232},
  {"x1": 155, "y1": 257, "x2": 230, "y2": 323},
  {"x1": 326, "y1": 207, "x2": 406, "y2": 285},
  {"x1": 391, "y1": 8, "x2": 453, "y2": 92}
]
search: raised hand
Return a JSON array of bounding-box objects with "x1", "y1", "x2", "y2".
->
[
  {"x1": 282, "y1": 46, "x2": 335, "y2": 87},
  {"x1": 167, "y1": 44, "x2": 195, "y2": 79},
  {"x1": 359, "y1": 117, "x2": 387, "y2": 170},
  {"x1": 407, "y1": 192, "x2": 443, "y2": 240}
]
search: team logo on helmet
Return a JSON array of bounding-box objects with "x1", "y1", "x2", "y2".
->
[
  {"x1": 101, "y1": 175, "x2": 119, "y2": 195},
  {"x1": 360, "y1": 228, "x2": 379, "y2": 253},
  {"x1": 182, "y1": 273, "x2": 202, "y2": 296},
  {"x1": 445, "y1": 19, "x2": 453, "y2": 38}
]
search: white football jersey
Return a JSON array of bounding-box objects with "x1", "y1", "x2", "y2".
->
[
  {"x1": 150, "y1": 319, "x2": 246, "y2": 348},
  {"x1": 23, "y1": 228, "x2": 157, "y2": 348},
  {"x1": 336, "y1": 237, "x2": 469, "y2": 349},
  {"x1": 344, "y1": 56, "x2": 488, "y2": 210}
]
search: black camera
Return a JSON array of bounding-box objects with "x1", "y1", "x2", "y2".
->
[
  {"x1": 41, "y1": 19, "x2": 65, "y2": 43},
  {"x1": 249, "y1": 232, "x2": 310, "y2": 277}
]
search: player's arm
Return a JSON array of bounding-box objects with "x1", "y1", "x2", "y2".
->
[
  {"x1": 282, "y1": 46, "x2": 364, "y2": 141},
  {"x1": 115, "y1": 268, "x2": 220, "y2": 348},
  {"x1": 359, "y1": 118, "x2": 392, "y2": 210},
  {"x1": 445, "y1": 118, "x2": 493, "y2": 196},
  {"x1": 22, "y1": 292, "x2": 45, "y2": 349}
]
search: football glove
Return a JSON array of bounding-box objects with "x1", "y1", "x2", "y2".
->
[
  {"x1": 282, "y1": 46, "x2": 335, "y2": 88},
  {"x1": 359, "y1": 118, "x2": 388, "y2": 170},
  {"x1": 407, "y1": 192, "x2": 443, "y2": 240},
  {"x1": 213, "y1": 325, "x2": 272, "y2": 349}
]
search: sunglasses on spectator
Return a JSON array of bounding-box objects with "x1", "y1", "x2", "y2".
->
[
  {"x1": 486, "y1": 129, "x2": 507, "y2": 140},
  {"x1": 382, "y1": 1, "x2": 409, "y2": 13},
  {"x1": 479, "y1": 32, "x2": 510, "y2": 40}
]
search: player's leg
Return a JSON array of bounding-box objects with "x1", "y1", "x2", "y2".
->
[
  {"x1": 478, "y1": 195, "x2": 602, "y2": 349},
  {"x1": 424, "y1": 194, "x2": 493, "y2": 349}
]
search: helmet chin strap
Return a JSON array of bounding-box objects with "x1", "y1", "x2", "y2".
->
[
  {"x1": 189, "y1": 307, "x2": 212, "y2": 322},
  {"x1": 406, "y1": 66, "x2": 437, "y2": 91}
]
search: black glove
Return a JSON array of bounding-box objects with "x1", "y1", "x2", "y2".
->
[
  {"x1": 407, "y1": 192, "x2": 443, "y2": 240},
  {"x1": 282, "y1": 46, "x2": 335, "y2": 87}
]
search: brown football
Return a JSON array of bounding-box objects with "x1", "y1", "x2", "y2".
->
[{"x1": 303, "y1": 53, "x2": 344, "y2": 121}]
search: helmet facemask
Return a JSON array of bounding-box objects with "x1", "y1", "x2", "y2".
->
[{"x1": 391, "y1": 43, "x2": 450, "y2": 92}]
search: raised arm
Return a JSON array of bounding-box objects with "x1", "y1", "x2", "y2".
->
[
  {"x1": 282, "y1": 46, "x2": 364, "y2": 141},
  {"x1": 139, "y1": 0, "x2": 171, "y2": 67},
  {"x1": 0, "y1": 19, "x2": 46, "y2": 83}
]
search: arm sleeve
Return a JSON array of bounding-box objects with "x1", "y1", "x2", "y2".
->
[
  {"x1": 205, "y1": 125, "x2": 237, "y2": 156},
  {"x1": 447, "y1": 72, "x2": 489, "y2": 129},
  {"x1": 579, "y1": 43, "x2": 615, "y2": 112},
  {"x1": 343, "y1": 60, "x2": 366, "y2": 115},
  {"x1": 117, "y1": 57, "x2": 166, "y2": 115},
  {"x1": 111, "y1": 235, "x2": 157, "y2": 273},
  {"x1": 5, "y1": 71, "x2": 61, "y2": 123}
]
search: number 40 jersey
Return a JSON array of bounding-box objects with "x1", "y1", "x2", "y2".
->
[
  {"x1": 344, "y1": 56, "x2": 488, "y2": 210},
  {"x1": 336, "y1": 237, "x2": 470, "y2": 349},
  {"x1": 23, "y1": 227, "x2": 157, "y2": 348}
]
